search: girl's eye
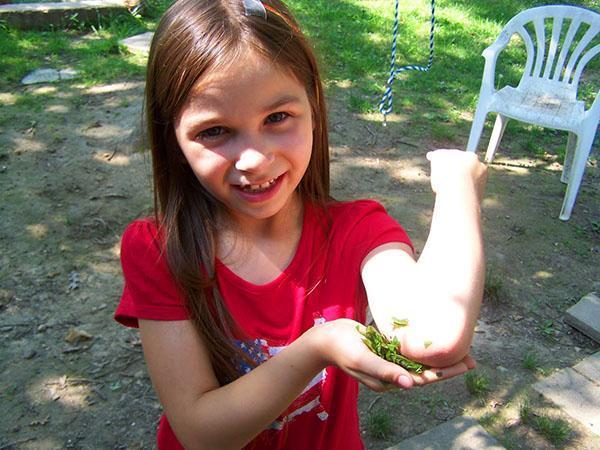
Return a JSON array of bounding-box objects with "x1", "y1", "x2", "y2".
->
[
  {"x1": 265, "y1": 112, "x2": 289, "y2": 124},
  {"x1": 197, "y1": 126, "x2": 226, "y2": 141}
]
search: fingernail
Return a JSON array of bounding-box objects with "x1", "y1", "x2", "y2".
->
[{"x1": 398, "y1": 375, "x2": 411, "y2": 388}]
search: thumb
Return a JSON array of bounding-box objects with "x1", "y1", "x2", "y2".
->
[{"x1": 360, "y1": 350, "x2": 415, "y2": 389}]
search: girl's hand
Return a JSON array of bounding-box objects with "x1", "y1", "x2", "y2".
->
[
  {"x1": 426, "y1": 149, "x2": 487, "y2": 202},
  {"x1": 311, "y1": 319, "x2": 475, "y2": 392},
  {"x1": 409, "y1": 354, "x2": 476, "y2": 387}
]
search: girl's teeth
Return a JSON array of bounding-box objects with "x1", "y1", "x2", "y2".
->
[{"x1": 242, "y1": 177, "x2": 276, "y2": 192}]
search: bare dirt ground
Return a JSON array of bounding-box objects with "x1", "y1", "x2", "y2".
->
[{"x1": 0, "y1": 80, "x2": 598, "y2": 450}]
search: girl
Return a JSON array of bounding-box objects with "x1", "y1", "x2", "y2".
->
[{"x1": 114, "y1": 0, "x2": 487, "y2": 448}]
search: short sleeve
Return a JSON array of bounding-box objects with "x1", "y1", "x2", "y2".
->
[
  {"x1": 114, "y1": 219, "x2": 189, "y2": 328},
  {"x1": 338, "y1": 200, "x2": 413, "y2": 265}
]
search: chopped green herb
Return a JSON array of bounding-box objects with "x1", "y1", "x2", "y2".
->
[
  {"x1": 357, "y1": 325, "x2": 428, "y2": 374},
  {"x1": 423, "y1": 340, "x2": 432, "y2": 349},
  {"x1": 392, "y1": 317, "x2": 409, "y2": 329}
]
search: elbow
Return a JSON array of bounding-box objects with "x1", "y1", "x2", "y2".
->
[
  {"x1": 419, "y1": 337, "x2": 472, "y2": 368},
  {"x1": 401, "y1": 320, "x2": 475, "y2": 368}
]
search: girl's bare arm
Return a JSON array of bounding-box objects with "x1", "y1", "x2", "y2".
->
[
  {"x1": 139, "y1": 317, "x2": 415, "y2": 449},
  {"x1": 362, "y1": 149, "x2": 487, "y2": 368}
]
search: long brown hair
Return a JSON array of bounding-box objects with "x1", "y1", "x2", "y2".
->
[{"x1": 145, "y1": 0, "x2": 330, "y2": 384}]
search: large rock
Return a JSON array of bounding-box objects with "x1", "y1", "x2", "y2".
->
[
  {"x1": 386, "y1": 415, "x2": 505, "y2": 450},
  {"x1": 533, "y1": 352, "x2": 600, "y2": 436},
  {"x1": 565, "y1": 292, "x2": 600, "y2": 343},
  {"x1": 120, "y1": 31, "x2": 153, "y2": 55},
  {"x1": 21, "y1": 68, "x2": 79, "y2": 85},
  {"x1": 0, "y1": 0, "x2": 128, "y2": 30}
]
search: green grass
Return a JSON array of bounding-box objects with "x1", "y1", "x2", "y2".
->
[
  {"x1": 0, "y1": 0, "x2": 173, "y2": 90},
  {"x1": 1, "y1": 0, "x2": 599, "y2": 157},
  {"x1": 464, "y1": 370, "x2": 490, "y2": 398},
  {"x1": 484, "y1": 266, "x2": 505, "y2": 306},
  {"x1": 521, "y1": 351, "x2": 539, "y2": 370},
  {"x1": 366, "y1": 407, "x2": 393, "y2": 439},
  {"x1": 479, "y1": 411, "x2": 499, "y2": 427},
  {"x1": 520, "y1": 399, "x2": 572, "y2": 447}
]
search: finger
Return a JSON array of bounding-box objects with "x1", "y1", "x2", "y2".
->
[
  {"x1": 351, "y1": 350, "x2": 415, "y2": 390},
  {"x1": 345, "y1": 368, "x2": 401, "y2": 392},
  {"x1": 410, "y1": 360, "x2": 470, "y2": 386},
  {"x1": 463, "y1": 354, "x2": 476, "y2": 370}
]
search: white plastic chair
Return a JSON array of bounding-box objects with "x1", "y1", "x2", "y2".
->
[{"x1": 466, "y1": 5, "x2": 600, "y2": 220}]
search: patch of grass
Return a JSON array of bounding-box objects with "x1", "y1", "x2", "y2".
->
[
  {"x1": 534, "y1": 415, "x2": 572, "y2": 447},
  {"x1": 484, "y1": 266, "x2": 504, "y2": 306},
  {"x1": 431, "y1": 122, "x2": 456, "y2": 141},
  {"x1": 349, "y1": 93, "x2": 373, "y2": 113},
  {"x1": 366, "y1": 408, "x2": 393, "y2": 439},
  {"x1": 538, "y1": 319, "x2": 556, "y2": 338},
  {"x1": 0, "y1": 1, "x2": 174, "y2": 90},
  {"x1": 479, "y1": 412, "x2": 499, "y2": 427},
  {"x1": 519, "y1": 397, "x2": 532, "y2": 423},
  {"x1": 465, "y1": 370, "x2": 490, "y2": 398},
  {"x1": 521, "y1": 350, "x2": 539, "y2": 371},
  {"x1": 520, "y1": 398, "x2": 572, "y2": 447}
]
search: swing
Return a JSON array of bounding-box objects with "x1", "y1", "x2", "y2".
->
[{"x1": 379, "y1": 0, "x2": 437, "y2": 125}]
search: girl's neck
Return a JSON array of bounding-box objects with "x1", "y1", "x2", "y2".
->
[
  {"x1": 220, "y1": 192, "x2": 303, "y2": 240},
  {"x1": 216, "y1": 193, "x2": 305, "y2": 284}
]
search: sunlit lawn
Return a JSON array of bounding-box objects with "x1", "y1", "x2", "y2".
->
[{"x1": 1, "y1": 0, "x2": 598, "y2": 156}]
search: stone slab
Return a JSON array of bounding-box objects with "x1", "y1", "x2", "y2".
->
[
  {"x1": 21, "y1": 68, "x2": 78, "y2": 85},
  {"x1": 120, "y1": 31, "x2": 153, "y2": 54},
  {"x1": 0, "y1": 0, "x2": 128, "y2": 30},
  {"x1": 565, "y1": 292, "x2": 600, "y2": 343},
  {"x1": 386, "y1": 415, "x2": 505, "y2": 450},
  {"x1": 573, "y1": 351, "x2": 600, "y2": 382},
  {"x1": 533, "y1": 366, "x2": 599, "y2": 436}
]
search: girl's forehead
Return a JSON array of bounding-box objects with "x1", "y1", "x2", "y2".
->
[
  {"x1": 183, "y1": 51, "x2": 307, "y2": 110},
  {"x1": 193, "y1": 50, "x2": 292, "y2": 91}
]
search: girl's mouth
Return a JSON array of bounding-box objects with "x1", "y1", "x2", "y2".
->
[
  {"x1": 240, "y1": 177, "x2": 278, "y2": 193},
  {"x1": 234, "y1": 174, "x2": 285, "y2": 202}
]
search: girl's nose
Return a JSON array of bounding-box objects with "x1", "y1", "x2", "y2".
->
[{"x1": 234, "y1": 144, "x2": 274, "y2": 173}]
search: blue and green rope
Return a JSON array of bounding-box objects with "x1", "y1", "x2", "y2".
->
[{"x1": 379, "y1": 0, "x2": 437, "y2": 125}]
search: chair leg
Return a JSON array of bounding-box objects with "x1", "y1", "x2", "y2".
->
[
  {"x1": 485, "y1": 114, "x2": 509, "y2": 163},
  {"x1": 561, "y1": 132, "x2": 577, "y2": 184},
  {"x1": 466, "y1": 105, "x2": 488, "y2": 153},
  {"x1": 559, "y1": 132, "x2": 595, "y2": 221}
]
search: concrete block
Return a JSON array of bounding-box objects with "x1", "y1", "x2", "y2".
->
[
  {"x1": 533, "y1": 367, "x2": 599, "y2": 436},
  {"x1": 0, "y1": 0, "x2": 127, "y2": 30},
  {"x1": 565, "y1": 292, "x2": 600, "y2": 343},
  {"x1": 573, "y1": 351, "x2": 600, "y2": 383},
  {"x1": 386, "y1": 415, "x2": 505, "y2": 450},
  {"x1": 120, "y1": 31, "x2": 153, "y2": 54},
  {"x1": 21, "y1": 68, "x2": 78, "y2": 85}
]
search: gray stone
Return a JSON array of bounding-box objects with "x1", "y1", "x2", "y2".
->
[
  {"x1": 533, "y1": 366, "x2": 599, "y2": 436},
  {"x1": 0, "y1": 0, "x2": 129, "y2": 31},
  {"x1": 59, "y1": 68, "x2": 79, "y2": 80},
  {"x1": 120, "y1": 31, "x2": 154, "y2": 55},
  {"x1": 21, "y1": 68, "x2": 59, "y2": 85},
  {"x1": 386, "y1": 416, "x2": 505, "y2": 450},
  {"x1": 21, "y1": 68, "x2": 79, "y2": 85},
  {"x1": 573, "y1": 351, "x2": 600, "y2": 383},
  {"x1": 565, "y1": 292, "x2": 600, "y2": 343}
]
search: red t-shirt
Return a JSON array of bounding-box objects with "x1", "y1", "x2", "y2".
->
[{"x1": 115, "y1": 200, "x2": 412, "y2": 450}]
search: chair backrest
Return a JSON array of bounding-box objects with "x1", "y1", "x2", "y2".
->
[{"x1": 499, "y1": 5, "x2": 600, "y2": 91}]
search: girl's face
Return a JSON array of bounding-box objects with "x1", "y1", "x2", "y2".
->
[{"x1": 174, "y1": 51, "x2": 314, "y2": 226}]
